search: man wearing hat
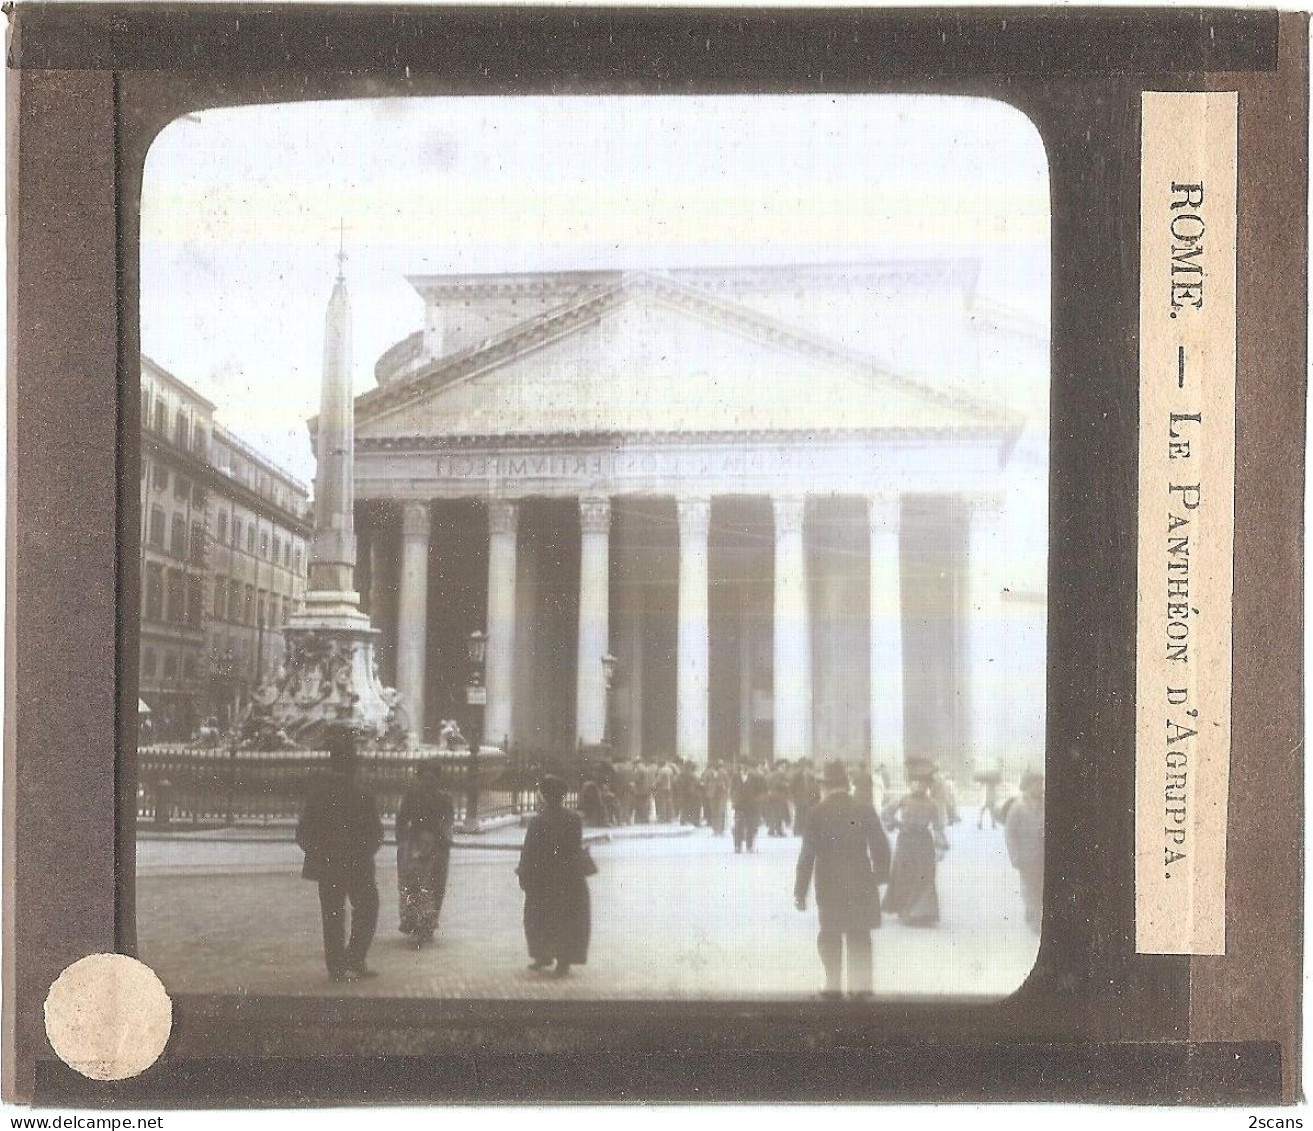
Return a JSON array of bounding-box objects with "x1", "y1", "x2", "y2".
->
[
  {"x1": 1005, "y1": 770, "x2": 1045, "y2": 933},
  {"x1": 794, "y1": 759, "x2": 892, "y2": 999},
  {"x1": 296, "y1": 726, "x2": 385, "y2": 982}
]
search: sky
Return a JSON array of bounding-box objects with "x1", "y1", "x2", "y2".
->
[{"x1": 141, "y1": 93, "x2": 1051, "y2": 486}]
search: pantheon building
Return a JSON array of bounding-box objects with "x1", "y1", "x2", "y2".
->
[{"x1": 345, "y1": 262, "x2": 1048, "y2": 779}]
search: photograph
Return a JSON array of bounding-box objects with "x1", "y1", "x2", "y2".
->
[{"x1": 132, "y1": 92, "x2": 1051, "y2": 1003}]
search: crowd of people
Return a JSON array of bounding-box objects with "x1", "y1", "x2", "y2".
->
[{"x1": 294, "y1": 725, "x2": 1044, "y2": 992}]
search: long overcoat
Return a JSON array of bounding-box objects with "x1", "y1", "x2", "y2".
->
[
  {"x1": 516, "y1": 804, "x2": 591, "y2": 965},
  {"x1": 794, "y1": 790, "x2": 892, "y2": 933}
]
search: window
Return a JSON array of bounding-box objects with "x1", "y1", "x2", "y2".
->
[
  {"x1": 166, "y1": 569, "x2": 185, "y2": 623},
  {"x1": 270, "y1": 595, "x2": 280, "y2": 626},
  {"x1": 260, "y1": 530, "x2": 269, "y2": 559},
  {"x1": 192, "y1": 428, "x2": 207, "y2": 458},
  {"x1": 213, "y1": 577, "x2": 226, "y2": 619},
  {"x1": 184, "y1": 655, "x2": 199, "y2": 682},
  {"x1": 232, "y1": 517, "x2": 243, "y2": 550},
  {"x1": 148, "y1": 507, "x2": 165, "y2": 548},
  {"x1": 141, "y1": 647, "x2": 157, "y2": 678},
  {"x1": 191, "y1": 522, "x2": 206, "y2": 565},
  {"x1": 170, "y1": 515, "x2": 187, "y2": 559},
  {"x1": 244, "y1": 584, "x2": 254, "y2": 625},
  {"x1": 191, "y1": 482, "x2": 205, "y2": 507},
  {"x1": 217, "y1": 511, "x2": 229, "y2": 543},
  {"x1": 228, "y1": 580, "x2": 241, "y2": 621},
  {"x1": 144, "y1": 564, "x2": 163, "y2": 621},
  {"x1": 140, "y1": 390, "x2": 151, "y2": 429},
  {"x1": 174, "y1": 474, "x2": 190, "y2": 501},
  {"x1": 163, "y1": 651, "x2": 178, "y2": 679},
  {"x1": 282, "y1": 540, "x2": 291, "y2": 568},
  {"x1": 257, "y1": 593, "x2": 266, "y2": 627},
  {"x1": 293, "y1": 546, "x2": 302, "y2": 574},
  {"x1": 247, "y1": 526, "x2": 256, "y2": 555},
  {"x1": 154, "y1": 402, "x2": 167, "y2": 434},
  {"x1": 153, "y1": 464, "x2": 169, "y2": 492},
  {"x1": 174, "y1": 410, "x2": 189, "y2": 450}
]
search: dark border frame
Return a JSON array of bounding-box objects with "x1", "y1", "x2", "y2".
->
[{"x1": 5, "y1": 5, "x2": 1305, "y2": 1106}]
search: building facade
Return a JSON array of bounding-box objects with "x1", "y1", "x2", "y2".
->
[
  {"x1": 139, "y1": 356, "x2": 312, "y2": 740},
  {"x1": 344, "y1": 263, "x2": 1047, "y2": 779}
]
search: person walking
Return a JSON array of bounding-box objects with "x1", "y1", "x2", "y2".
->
[
  {"x1": 1005, "y1": 770, "x2": 1045, "y2": 933},
  {"x1": 654, "y1": 760, "x2": 675, "y2": 823},
  {"x1": 881, "y1": 773, "x2": 947, "y2": 927},
  {"x1": 790, "y1": 760, "x2": 820, "y2": 837},
  {"x1": 978, "y1": 778, "x2": 1000, "y2": 829},
  {"x1": 794, "y1": 760, "x2": 891, "y2": 999},
  {"x1": 632, "y1": 760, "x2": 653, "y2": 824},
  {"x1": 765, "y1": 763, "x2": 791, "y2": 836},
  {"x1": 296, "y1": 727, "x2": 384, "y2": 982},
  {"x1": 703, "y1": 764, "x2": 728, "y2": 836},
  {"x1": 732, "y1": 764, "x2": 765, "y2": 853},
  {"x1": 395, "y1": 761, "x2": 456, "y2": 948},
  {"x1": 516, "y1": 775, "x2": 593, "y2": 977},
  {"x1": 678, "y1": 762, "x2": 702, "y2": 826}
]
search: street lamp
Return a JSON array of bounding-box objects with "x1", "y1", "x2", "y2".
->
[
  {"x1": 600, "y1": 651, "x2": 618, "y2": 752},
  {"x1": 463, "y1": 628, "x2": 488, "y2": 830}
]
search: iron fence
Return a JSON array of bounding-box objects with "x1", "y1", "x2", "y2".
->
[{"x1": 137, "y1": 744, "x2": 520, "y2": 828}]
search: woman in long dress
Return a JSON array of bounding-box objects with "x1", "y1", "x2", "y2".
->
[
  {"x1": 396, "y1": 763, "x2": 455, "y2": 948},
  {"x1": 516, "y1": 775, "x2": 592, "y2": 977},
  {"x1": 882, "y1": 776, "x2": 947, "y2": 927}
]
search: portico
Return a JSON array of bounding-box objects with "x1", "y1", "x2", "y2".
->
[{"x1": 348, "y1": 266, "x2": 1021, "y2": 778}]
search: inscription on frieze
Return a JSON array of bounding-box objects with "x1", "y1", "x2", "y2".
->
[{"x1": 431, "y1": 446, "x2": 809, "y2": 484}]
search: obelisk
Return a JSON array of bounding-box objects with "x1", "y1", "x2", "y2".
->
[{"x1": 243, "y1": 234, "x2": 403, "y2": 747}]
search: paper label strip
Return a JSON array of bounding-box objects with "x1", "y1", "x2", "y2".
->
[{"x1": 1135, "y1": 91, "x2": 1237, "y2": 956}]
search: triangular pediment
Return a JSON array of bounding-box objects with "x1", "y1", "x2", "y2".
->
[{"x1": 355, "y1": 274, "x2": 1014, "y2": 441}]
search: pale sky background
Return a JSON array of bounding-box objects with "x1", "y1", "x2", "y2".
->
[{"x1": 141, "y1": 94, "x2": 1051, "y2": 486}]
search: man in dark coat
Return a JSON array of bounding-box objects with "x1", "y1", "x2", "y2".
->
[
  {"x1": 732, "y1": 765, "x2": 765, "y2": 853},
  {"x1": 296, "y1": 727, "x2": 384, "y2": 982},
  {"x1": 1005, "y1": 770, "x2": 1045, "y2": 933},
  {"x1": 795, "y1": 760, "x2": 891, "y2": 998}
]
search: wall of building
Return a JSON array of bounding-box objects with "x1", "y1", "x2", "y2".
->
[{"x1": 138, "y1": 359, "x2": 311, "y2": 740}]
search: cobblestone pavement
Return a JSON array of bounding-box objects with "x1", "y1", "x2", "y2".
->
[{"x1": 135, "y1": 820, "x2": 1038, "y2": 1001}]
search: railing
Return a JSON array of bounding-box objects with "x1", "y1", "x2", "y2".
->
[{"x1": 137, "y1": 744, "x2": 517, "y2": 829}]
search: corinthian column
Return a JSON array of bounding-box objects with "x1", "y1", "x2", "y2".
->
[
  {"x1": 397, "y1": 502, "x2": 431, "y2": 746},
  {"x1": 676, "y1": 497, "x2": 711, "y2": 765},
  {"x1": 967, "y1": 494, "x2": 1006, "y2": 774},
  {"x1": 773, "y1": 496, "x2": 811, "y2": 763},
  {"x1": 575, "y1": 496, "x2": 612, "y2": 748},
  {"x1": 485, "y1": 500, "x2": 519, "y2": 748},
  {"x1": 868, "y1": 494, "x2": 905, "y2": 773}
]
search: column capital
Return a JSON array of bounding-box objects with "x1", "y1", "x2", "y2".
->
[
  {"x1": 773, "y1": 495, "x2": 806, "y2": 537},
  {"x1": 488, "y1": 499, "x2": 519, "y2": 537},
  {"x1": 867, "y1": 493, "x2": 902, "y2": 533},
  {"x1": 677, "y1": 496, "x2": 711, "y2": 538},
  {"x1": 401, "y1": 501, "x2": 431, "y2": 538},
  {"x1": 579, "y1": 496, "x2": 612, "y2": 534}
]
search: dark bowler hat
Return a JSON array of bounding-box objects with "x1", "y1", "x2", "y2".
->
[{"x1": 821, "y1": 760, "x2": 850, "y2": 789}]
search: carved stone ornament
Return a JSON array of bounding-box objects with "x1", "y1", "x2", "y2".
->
[
  {"x1": 579, "y1": 496, "x2": 612, "y2": 534},
  {"x1": 677, "y1": 496, "x2": 712, "y2": 538},
  {"x1": 240, "y1": 626, "x2": 407, "y2": 750},
  {"x1": 488, "y1": 500, "x2": 520, "y2": 537},
  {"x1": 772, "y1": 496, "x2": 806, "y2": 537}
]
